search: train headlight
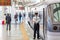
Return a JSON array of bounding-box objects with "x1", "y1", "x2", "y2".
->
[{"x1": 53, "y1": 26, "x2": 58, "y2": 31}]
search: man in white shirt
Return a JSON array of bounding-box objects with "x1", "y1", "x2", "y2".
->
[{"x1": 33, "y1": 12, "x2": 40, "y2": 39}]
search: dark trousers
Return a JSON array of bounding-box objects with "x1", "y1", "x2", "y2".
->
[
  {"x1": 7, "y1": 23, "x2": 11, "y2": 31},
  {"x1": 15, "y1": 19, "x2": 17, "y2": 25},
  {"x1": 34, "y1": 23, "x2": 40, "y2": 38}
]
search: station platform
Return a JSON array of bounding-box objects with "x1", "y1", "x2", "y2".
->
[
  {"x1": 0, "y1": 20, "x2": 60, "y2": 40},
  {"x1": 0, "y1": 20, "x2": 43, "y2": 40}
]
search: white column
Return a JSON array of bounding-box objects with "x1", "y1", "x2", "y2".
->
[{"x1": 25, "y1": 7, "x2": 29, "y2": 23}]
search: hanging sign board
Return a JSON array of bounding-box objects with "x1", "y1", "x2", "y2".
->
[
  {"x1": 19, "y1": 7, "x2": 24, "y2": 10},
  {"x1": 19, "y1": 5, "x2": 25, "y2": 10},
  {"x1": 0, "y1": 0, "x2": 11, "y2": 6}
]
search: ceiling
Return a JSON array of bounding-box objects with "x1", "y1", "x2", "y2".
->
[
  {"x1": 13, "y1": 0, "x2": 60, "y2": 8},
  {"x1": 13, "y1": 0, "x2": 44, "y2": 6}
]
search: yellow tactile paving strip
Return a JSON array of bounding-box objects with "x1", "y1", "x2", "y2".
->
[{"x1": 20, "y1": 22, "x2": 29, "y2": 40}]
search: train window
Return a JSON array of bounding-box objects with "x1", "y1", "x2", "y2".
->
[
  {"x1": 58, "y1": 10, "x2": 60, "y2": 19},
  {"x1": 53, "y1": 3, "x2": 60, "y2": 22},
  {"x1": 54, "y1": 12, "x2": 58, "y2": 22},
  {"x1": 53, "y1": 4, "x2": 56, "y2": 9},
  {"x1": 56, "y1": 4, "x2": 59, "y2": 8}
]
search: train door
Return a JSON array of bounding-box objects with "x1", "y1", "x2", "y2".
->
[
  {"x1": 27, "y1": 7, "x2": 48, "y2": 40},
  {"x1": 42, "y1": 8, "x2": 48, "y2": 40}
]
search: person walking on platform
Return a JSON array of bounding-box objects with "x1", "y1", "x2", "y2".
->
[
  {"x1": 14, "y1": 13, "x2": 18, "y2": 25},
  {"x1": 19, "y1": 13, "x2": 22, "y2": 24},
  {"x1": 6, "y1": 14, "x2": 11, "y2": 31},
  {"x1": 33, "y1": 12, "x2": 40, "y2": 39},
  {"x1": 23, "y1": 13, "x2": 26, "y2": 19}
]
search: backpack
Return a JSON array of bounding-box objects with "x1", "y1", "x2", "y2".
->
[{"x1": 14, "y1": 15, "x2": 17, "y2": 19}]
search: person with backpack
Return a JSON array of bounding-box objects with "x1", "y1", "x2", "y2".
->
[
  {"x1": 14, "y1": 13, "x2": 18, "y2": 25},
  {"x1": 19, "y1": 13, "x2": 22, "y2": 23},
  {"x1": 6, "y1": 14, "x2": 11, "y2": 31}
]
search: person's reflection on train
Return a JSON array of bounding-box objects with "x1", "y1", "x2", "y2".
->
[
  {"x1": 19, "y1": 13, "x2": 22, "y2": 24},
  {"x1": 33, "y1": 12, "x2": 40, "y2": 39},
  {"x1": 6, "y1": 14, "x2": 11, "y2": 31}
]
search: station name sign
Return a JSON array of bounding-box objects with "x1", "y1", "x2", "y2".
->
[{"x1": 0, "y1": 0, "x2": 11, "y2": 6}]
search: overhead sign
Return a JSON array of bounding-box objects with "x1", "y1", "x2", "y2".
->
[
  {"x1": 19, "y1": 5, "x2": 25, "y2": 10},
  {"x1": 19, "y1": 7, "x2": 24, "y2": 10},
  {"x1": 0, "y1": 0, "x2": 11, "y2": 6}
]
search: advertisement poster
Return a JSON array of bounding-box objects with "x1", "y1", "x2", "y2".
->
[{"x1": 0, "y1": 0, "x2": 11, "y2": 6}]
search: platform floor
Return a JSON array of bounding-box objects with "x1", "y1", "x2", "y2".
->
[
  {"x1": 0, "y1": 20, "x2": 43, "y2": 40},
  {"x1": 0, "y1": 20, "x2": 60, "y2": 40}
]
